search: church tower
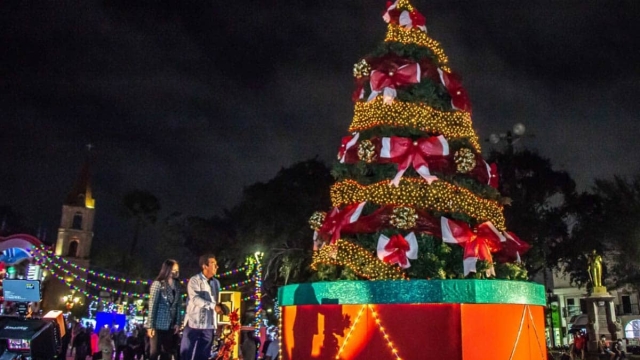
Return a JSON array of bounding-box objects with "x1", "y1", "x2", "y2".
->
[{"x1": 55, "y1": 158, "x2": 95, "y2": 270}]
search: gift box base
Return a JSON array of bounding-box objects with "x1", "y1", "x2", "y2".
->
[{"x1": 278, "y1": 280, "x2": 547, "y2": 360}]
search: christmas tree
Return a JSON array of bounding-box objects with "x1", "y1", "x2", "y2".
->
[{"x1": 309, "y1": 0, "x2": 530, "y2": 282}]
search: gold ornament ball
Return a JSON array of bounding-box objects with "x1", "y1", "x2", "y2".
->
[
  {"x1": 390, "y1": 206, "x2": 418, "y2": 230},
  {"x1": 353, "y1": 59, "x2": 371, "y2": 79},
  {"x1": 454, "y1": 148, "x2": 476, "y2": 173},
  {"x1": 357, "y1": 140, "x2": 377, "y2": 163},
  {"x1": 309, "y1": 211, "x2": 326, "y2": 231}
]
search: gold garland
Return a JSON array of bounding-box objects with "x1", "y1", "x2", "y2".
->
[
  {"x1": 350, "y1": 98, "x2": 480, "y2": 152},
  {"x1": 385, "y1": 23, "x2": 450, "y2": 72},
  {"x1": 312, "y1": 240, "x2": 407, "y2": 280},
  {"x1": 330, "y1": 178, "x2": 506, "y2": 230}
]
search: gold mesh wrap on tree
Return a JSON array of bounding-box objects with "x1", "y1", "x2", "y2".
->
[
  {"x1": 311, "y1": 240, "x2": 407, "y2": 280},
  {"x1": 385, "y1": 23, "x2": 450, "y2": 72},
  {"x1": 330, "y1": 178, "x2": 506, "y2": 230},
  {"x1": 350, "y1": 98, "x2": 481, "y2": 152}
]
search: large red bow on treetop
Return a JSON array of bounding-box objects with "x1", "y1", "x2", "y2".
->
[
  {"x1": 440, "y1": 217, "x2": 506, "y2": 276},
  {"x1": 377, "y1": 232, "x2": 418, "y2": 269},
  {"x1": 380, "y1": 135, "x2": 450, "y2": 186},
  {"x1": 338, "y1": 132, "x2": 360, "y2": 163},
  {"x1": 438, "y1": 69, "x2": 471, "y2": 113},
  {"x1": 368, "y1": 63, "x2": 421, "y2": 104},
  {"x1": 318, "y1": 202, "x2": 366, "y2": 244}
]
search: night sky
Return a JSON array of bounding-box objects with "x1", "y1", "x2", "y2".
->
[{"x1": 2, "y1": 0, "x2": 639, "y2": 249}]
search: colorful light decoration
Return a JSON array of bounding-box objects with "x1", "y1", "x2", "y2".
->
[
  {"x1": 38, "y1": 247, "x2": 246, "y2": 284},
  {"x1": 311, "y1": 240, "x2": 406, "y2": 280},
  {"x1": 253, "y1": 252, "x2": 264, "y2": 336},
  {"x1": 31, "y1": 246, "x2": 260, "y2": 309},
  {"x1": 330, "y1": 178, "x2": 506, "y2": 230},
  {"x1": 350, "y1": 98, "x2": 479, "y2": 151}
]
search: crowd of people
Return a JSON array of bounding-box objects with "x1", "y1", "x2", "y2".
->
[
  {"x1": 61, "y1": 253, "x2": 276, "y2": 360},
  {"x1": 557, "y1": 330, "x2": 627, "y2": 360},
  {"x1": 64, "y1": 322, "x2": 146, "y2": 360}
]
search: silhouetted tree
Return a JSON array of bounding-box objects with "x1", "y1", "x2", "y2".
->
[{"x1": 488, "y1": 149, "x2": 577, "y2": 279}]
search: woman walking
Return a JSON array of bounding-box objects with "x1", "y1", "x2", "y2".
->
[{"x1": 146, "y1": 259, "x2": 183, "y2": 360}]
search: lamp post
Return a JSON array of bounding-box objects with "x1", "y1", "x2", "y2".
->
[
  {"x1": 487, "y1": 123, "x2": 528, "y2": 155},
  {"x1": 62, "y1": 291, "x2": 82, "y2": 311}
]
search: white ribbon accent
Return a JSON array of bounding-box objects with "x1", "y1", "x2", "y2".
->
[
  {"x1": 339, "y1": 132, "x2": 360, "y2": 163},
  {"x1": 349, "y1": 202, "x2": 366, "y2": 224}
]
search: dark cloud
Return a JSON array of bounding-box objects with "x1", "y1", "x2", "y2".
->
[{"x1": 1, "y1": 0, "x2": 639, "y2": 246}]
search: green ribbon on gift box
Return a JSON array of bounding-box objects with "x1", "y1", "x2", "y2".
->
[{"x1": 278, "y1": 279, "x2": 545, "y2": 306}]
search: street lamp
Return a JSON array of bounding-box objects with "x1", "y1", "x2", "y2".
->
[
  {"x1": 487, "y1": 123, "x2": 530, "y2": 155},
  {"x1": 62, "y1": 292, "x2": 82, "y2": 311}
]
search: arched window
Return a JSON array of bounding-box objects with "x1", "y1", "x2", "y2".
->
[
  {"x1": 625, "y1": 319, "x2": 640, "y2": 339},
  {"x1": 67, "y1": 240, "x2": 79, "y2": 257},
  {"x1": 72, "y1": 212, "x2": 83, "y2": 230}
]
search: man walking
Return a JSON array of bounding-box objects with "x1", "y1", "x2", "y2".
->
[{"x1": 180, "y1": 254, "x2": 224, "y2": 360}]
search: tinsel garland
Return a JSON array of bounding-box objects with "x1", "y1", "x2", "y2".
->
[
  {"x1": 330, "y1": 178, "x2": 506, "y2": 230},
  {"x1": 350, "y1": 98, "x2": 480, "y2": 151},
  {"x1": 215, "y1": 309, "x2": 241, "y2": 360},
  {"x1": 311, "y1": 240, "x2": 407, "y2": 280}
]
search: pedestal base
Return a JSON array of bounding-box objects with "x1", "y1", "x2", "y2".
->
[{"x1": 278, "y1": 280, "x2": 547, "y2": 360}]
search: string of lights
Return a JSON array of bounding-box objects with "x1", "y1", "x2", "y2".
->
[
  {"x1": 335, "y1": 305, "x2": 367, "y2": 359},
  {"x1": 32, "y1": 246, "x2": 258, "y2": 301},
  {"x1": 40, "y1": 247, "x2": 247, "y2": 284}
]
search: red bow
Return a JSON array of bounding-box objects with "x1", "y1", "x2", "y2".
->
[
  {"x1": 440, "y1": 218, "x2": 505, "y2": 276},
  {"x1": 368, "y1": 63, "x2": 421, "y2": 104},
  {"x1": 438, "y1": 69, "x2": 472, "y2": 113},
  {"x1": 380, "y1": 135, "x2": 450, "y2": 186},
  {"x1": 318, "y1": 202, "x2": 366, "y2": 244},
  {"x1": 494, "y1": 232, "x2": 531, "y2": 263},
  {"x1": 377, "y1": 232, "x2": 418, "y2": 269},
  {"x1": 337, "y1": 133, "x2": 359, "y2": 163}
]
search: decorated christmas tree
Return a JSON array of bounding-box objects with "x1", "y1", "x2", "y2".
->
[
  {"x1": 279, "y1": 2, "x2": 547, "y2": 359},
  {"x1": 308, "y1": 0, "x2": 530, "y2": 282}
]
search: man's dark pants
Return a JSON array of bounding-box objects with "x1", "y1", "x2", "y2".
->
[{"x1": 180, "y1": 325, "x2": 214, "y2": 360}]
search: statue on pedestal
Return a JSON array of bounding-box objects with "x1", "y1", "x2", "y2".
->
[{"x1": 587, "y1": 250, "x2": 604, "y2": 290}]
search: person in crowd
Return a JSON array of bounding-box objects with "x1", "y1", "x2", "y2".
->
[
  {"x1": 123, "y1": 328, "x2": 141, "y2": 360},
  {"x1": 98, "y1": 326, "x2": 115, "y2": 359},
  {"x1": 146, "y1": 259, "x2": 183, "y2": 360},
  {"x1": 614, "y1": 338, "x2": 627, "y2": 359},
  {"x1": 599, "y1": 335, "x2": 615, "y2": 360},
  {"x1": 60, "y1": 320, "x2": 72, "y2": 359},
  {"x1": 69, "y1": 320, "x2": 84, "y2": 357},
  {"x1": 180, "y1": 253, "x2": 224, "y2": 360},
  {"x1": 74, "y1": 326, "x2": 90, "y2": 360},
  {"x1": 89, "y1": 325, "x2": 101, "y2": 360},
  {"x1": 570, "y1": 330, "x2": 585, "y2": 360},
  {"x1": 114, "y1": 327, "x2": 128, "y2": 360},
  {"x1": 264, "y1": 329, "x2": 280, "y2": 360},
  {"x1": 241, "y1": 331, "x2": 257, "y2": 360}
]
